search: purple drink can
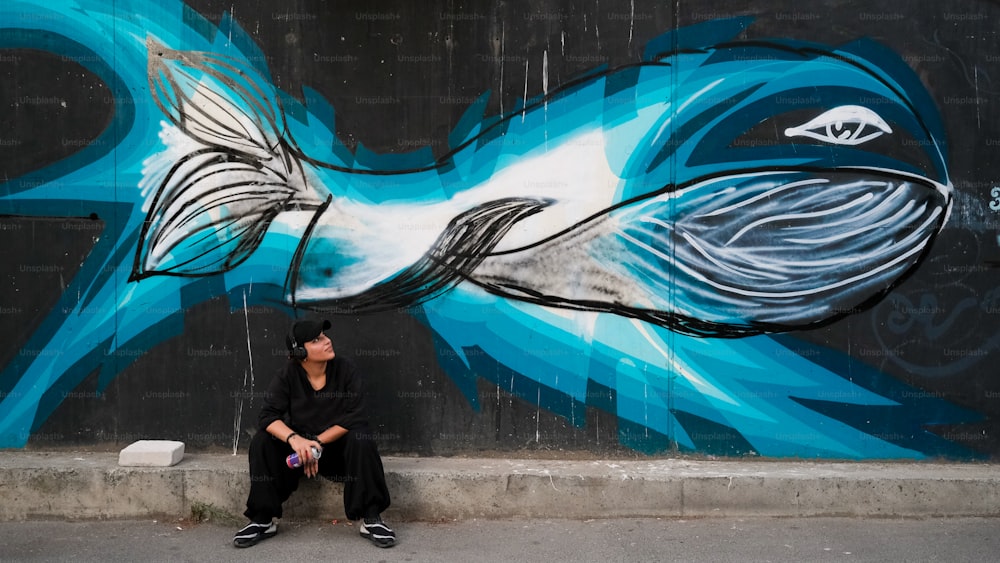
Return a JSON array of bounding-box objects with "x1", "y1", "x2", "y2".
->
[{"x1": 286, "y1": 446, "x2": 322, "y2": 468}]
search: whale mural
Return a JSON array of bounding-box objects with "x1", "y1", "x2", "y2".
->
[{"x1": 0, "y1": 0, "x2": 988, "y2": 458}]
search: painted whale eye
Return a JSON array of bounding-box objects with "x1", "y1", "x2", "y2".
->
[{"x1": 783, "y1": 105, "x2": 892, "y2": 146}]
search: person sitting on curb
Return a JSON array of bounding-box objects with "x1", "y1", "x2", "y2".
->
[{"x1": 233, "y1": 318, "x2": 396, "y2": 549}]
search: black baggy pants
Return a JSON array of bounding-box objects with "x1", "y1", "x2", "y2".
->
[{"x1": 243, "y1": 426, "x2": 391, "y2": 522}]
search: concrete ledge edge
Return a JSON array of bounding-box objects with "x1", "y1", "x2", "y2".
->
[{"x1": 2, "y1": 452, "x2": 999, "y2": 521}]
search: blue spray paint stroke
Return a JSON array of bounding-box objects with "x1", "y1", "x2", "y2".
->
[{"x1": 0, "y1": 0, "x2": 980, "y2": 458}]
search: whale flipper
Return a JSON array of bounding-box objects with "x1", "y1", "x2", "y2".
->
[{"x1": 294, "y1": 197, "x2": 553, "y2": 312}]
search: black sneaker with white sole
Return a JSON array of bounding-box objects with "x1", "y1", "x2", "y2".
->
[
  {"x1": 360, "y1": 516, "x2": 396, "y2": 548},
  {"x1": 233, "y1": 520, "x2": 278, "y2": 548}
]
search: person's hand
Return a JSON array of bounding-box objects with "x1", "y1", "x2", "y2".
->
[{"x1": 290, "y1": 435, "x2": 323, "y2": 478}]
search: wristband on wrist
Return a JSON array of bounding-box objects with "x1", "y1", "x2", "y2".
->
[{"x1": 286, "y1": 432, "x2": 298, "y2": 444}]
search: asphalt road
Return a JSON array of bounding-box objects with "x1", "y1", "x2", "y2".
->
[{"x1": 1, "y1": 516, "x2": 998, "y2": 562}]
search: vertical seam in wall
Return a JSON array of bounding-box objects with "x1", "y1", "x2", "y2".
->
[
  {"x1": 667, "y1": 0, "x2": 682, "y2": 455},
  {"x1": 111, "y1": 0, "x2": 120, "y2": 431}
]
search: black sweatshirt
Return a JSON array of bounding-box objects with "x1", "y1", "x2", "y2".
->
[{"x1": 257, "y1": 356, "x2": 368, "y2": 438}]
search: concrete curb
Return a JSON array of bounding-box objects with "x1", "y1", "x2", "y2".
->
[{"x1": 2, "y1": 452, "x2": 1000, "y2": 521}]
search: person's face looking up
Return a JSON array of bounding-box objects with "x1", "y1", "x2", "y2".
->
[{"x1": 304, "y1": 332, "x2": 335, "y2": 362}]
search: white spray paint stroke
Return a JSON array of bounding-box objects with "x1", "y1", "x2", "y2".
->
[
  {"x1": 629, "y1": 0, "x2": 635, "y2": 48},
  {"x1": 631, "y1": 319, "x2": 740, "y2": 407},
  {"x1": 543, "y1": 49, "x2": 549, "y2": 148},
  {"x1": 243, "y1": 288, "x2": 255, "y2": 400},
  {"x1": 647, "y1": 79, "x2": 721, "y2": 151},
  {"x1": 522, "y1": 58, "x2": 529, "y2": 123},
  {"x1": 547, "y1": 471, "x2": 559, "y2": 490},
  {"x1": 140, "y1": 122, "x2": 205, "y2": 209},
  {"x1": 595, "y1": 0, "x2": 601, "y2": 52},
  {"x1": 233, "y1": 288, "x2": 255, "y2": 455},
  {"x1": 499, "y1": 22, "x2": 505, "y2": 116},
  {"x1": 232, "y1": 384, "x2": 243, "y2": 455}
]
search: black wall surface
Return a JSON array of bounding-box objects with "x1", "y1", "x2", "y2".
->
[{"x1": 2, "y1": 0, "x2": 999, "y2": 459}]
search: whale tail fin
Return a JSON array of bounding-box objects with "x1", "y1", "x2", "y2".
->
[{"x1": 131, "y1": 39, "x2": 323, "y2": 281}]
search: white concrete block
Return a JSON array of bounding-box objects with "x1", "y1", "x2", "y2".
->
[{"x1": 118, "y1": 440, "x2": 185, "y2": 467}]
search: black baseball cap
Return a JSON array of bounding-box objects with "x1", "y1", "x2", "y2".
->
[{"x1": 286, "y1": 319, "x2": 332, "y2": 350}]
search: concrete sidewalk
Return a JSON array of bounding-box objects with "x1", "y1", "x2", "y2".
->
[{"x1": 2, "y1": 451, "x2": 999, "y2": 522}]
